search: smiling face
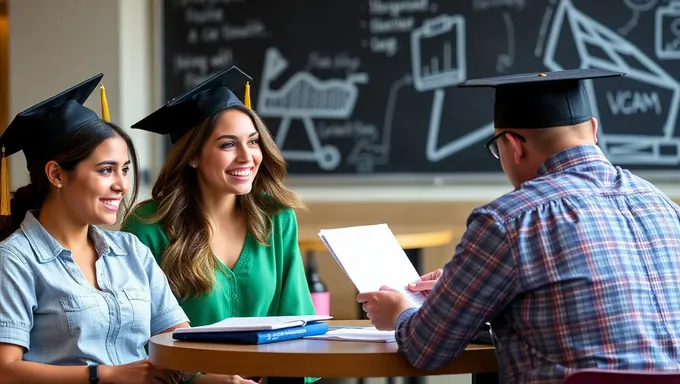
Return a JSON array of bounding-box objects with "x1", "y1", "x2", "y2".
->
[
  {"x1": 58, "y1": 135, "x2": 131, "y2": 226},
  {"x1": 192, "y1": 108, "x2": 263, "y2": 196}
]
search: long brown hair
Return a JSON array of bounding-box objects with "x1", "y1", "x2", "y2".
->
[{"x1": 127, "y1": 105, "x2": 304, "y2": 300}]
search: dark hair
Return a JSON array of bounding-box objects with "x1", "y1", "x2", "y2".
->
[{"x1": 0, "y1": 120, "x2": 140, "y2": 241}]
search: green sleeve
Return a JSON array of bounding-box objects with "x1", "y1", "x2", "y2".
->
[
  {"x1": 278, "y1": 209, "x2": 316, "y2": 317},
  {"x1": 120, "y1": 203, "x2": 168, "y2": 265},
  {"x1": 278, "y1": 209, "x2": 320, "y2": 384}
]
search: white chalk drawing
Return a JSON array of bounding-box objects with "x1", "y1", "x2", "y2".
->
[
  {"x1": 409, "y1": 14, "x2": 495, "y2": 163},
  {"x1": 346, "y1": 74, "x2": 413, "y2": 173},
  {"x1": 497, "y1": 12, "x2": 516, "y2": 73},
  {"x1": 655, "y1": 1, "x2": 680, "y2": 59},
  {"x1": 545, "y1": 0, "x2": 680, "y2": 165},
  {"x1": 257, "y1": 47, "x2": 368, "y2": 170},
  {"x1": 411, "y1": 14, "x2": 466, "y2": 92},
  {"x1": 534, "y1": 0, "x2": 559, "y2": 57},
  {"x1": 619, "y1": 0, "x2": 657, "y2": 35}
]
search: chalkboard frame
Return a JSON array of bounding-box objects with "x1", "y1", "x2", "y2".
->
[{"x1": 153, "y1": 0, "x2": 680, "y2": 185}]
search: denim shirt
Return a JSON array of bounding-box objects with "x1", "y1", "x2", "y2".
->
[{"x1": 0, "y1": 211, "x2": 189, "y2": 366}]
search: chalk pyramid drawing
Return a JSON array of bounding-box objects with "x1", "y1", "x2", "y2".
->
[{"x1": 544, "y1": 0, "x2": 680, "y2": 165}]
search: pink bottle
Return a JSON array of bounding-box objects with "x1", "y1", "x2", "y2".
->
[{"x1": 306, "y1": 254, "x2": 330, "y2": 315}]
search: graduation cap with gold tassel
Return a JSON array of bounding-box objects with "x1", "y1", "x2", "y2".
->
[
  {"x1": 131, "y1": 66, "x2": 253, "y2": 144},
  {"x1": 0, "y1": 73, "x2": 104, "y2": 230}
]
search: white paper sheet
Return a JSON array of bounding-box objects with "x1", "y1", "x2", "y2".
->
[
  {"x1": 306, "y1": 327, "x2": 396, "y2": 343},
  {"x1": 318, "y1": 223, "x2": 425, "y2": 307}
]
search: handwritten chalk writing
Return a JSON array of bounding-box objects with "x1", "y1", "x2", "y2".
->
[
  {"x1": 221, "y1": 20, "x2": 268, "y2": 40},
  {"x1": 368, "y1": 0, "x2": 429, "y2": 17},
  {"x1": 607, "y1": 90, "x2": 662, "y2": 115},
  {"x1": 472, "y1": 0, "x2": 526, "y2": 11},
  {"x1": 370, "y1": 37, "x2": 398, "y2": 57},
  {"x1": 174, "y1": 54, "x2": 209, "y2": 74},
  {"x1": 210, "y1": 49, "x2": 233, "y2": 68},
  {"x1": 318, "y1": 121, "x2": 379, "y2": 140},
  {"x1": 184, "y1": 72, "x2": 212, "y2": 88},
  {"x1": 180, "y1": 0, "x2": 245, "y2": 6},
  {"x1": 307, "y1": 52, "x2": 361, "y2": 72},
  {"x1": 185, "y1": 7, "x2": 223, "y2": 24},
  {"x1": 370, "y1": 17, "x2": 415, "y2": 33},
  {"x1": 200, "y1": 27, "x2": 220, "y2": 43}
]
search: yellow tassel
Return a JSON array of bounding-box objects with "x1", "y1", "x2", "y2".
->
[
  {"x1": 1, "y1": 145, "x2": 10, "y2": 216},
  {"x1": 100, "y1": 82, "x2": 110, "y2": 122},
  {"x1": 244, "y1": 81, "x2": 251, "y2": 109}
]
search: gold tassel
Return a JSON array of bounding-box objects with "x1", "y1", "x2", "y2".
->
[
  {"x1": 1, "y1": 145, "x2": 10, "y2": 216},
  {"x1": 244, "y1": 81, "x2": 251, "y2": 109},
  {"x1": 100, "y1": 82, "x2": 110, "y2": 122}
]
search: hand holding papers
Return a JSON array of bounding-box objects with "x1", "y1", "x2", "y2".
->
[{"x1": 318, "y1": 224, "x2": 425, "y2": 307}]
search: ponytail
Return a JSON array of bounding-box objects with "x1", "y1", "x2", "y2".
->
[{"x1": 0, "y1": 183, "x2": 47, "y2": 241}]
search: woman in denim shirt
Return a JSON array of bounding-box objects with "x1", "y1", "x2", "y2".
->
[{"x1": 0, "y1": 74, "x2": 191, "y2": 383}]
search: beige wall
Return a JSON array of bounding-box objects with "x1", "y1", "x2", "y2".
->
[{"x1": 7, "y1": 0, "x2": 157, "y2": 198}]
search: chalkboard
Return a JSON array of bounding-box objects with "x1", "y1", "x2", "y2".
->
[{"x1": 162, "y1": 0, "x2": 680, "y2": 176}]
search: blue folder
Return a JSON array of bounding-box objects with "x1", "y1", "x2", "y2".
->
[{"x1": 172, "y1": 321, "x2": 329, "y2": 345}]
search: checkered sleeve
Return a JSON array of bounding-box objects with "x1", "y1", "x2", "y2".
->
[{"x1": 395, "y1": 209, "x2": 518, "y2": 371}]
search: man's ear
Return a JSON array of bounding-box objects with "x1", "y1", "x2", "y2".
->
[
  {"x1": 505, "y1": 134, "x2": 525, "y2": 164},
  {"x1": 591, "y1": 117, "x2": 599, "y2": 144},
  {"x1": 44, "y1": 160, "x2": 63, "y2": 188}
]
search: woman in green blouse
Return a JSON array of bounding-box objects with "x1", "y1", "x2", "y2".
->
[{"x1": 121, "y1": 67, "x2": 316, "y2": 383}]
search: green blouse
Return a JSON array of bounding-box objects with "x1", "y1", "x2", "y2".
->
[{"x1": 120, "y1": 201, "x2": 317, "y2": 327}]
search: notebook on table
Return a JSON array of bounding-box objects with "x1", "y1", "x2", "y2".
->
[{"x1": 172, "y1": 315, "x2": 332, "y2": 344}]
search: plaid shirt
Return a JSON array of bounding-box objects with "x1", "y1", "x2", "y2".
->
[{"x1": 396, "y1": 145, "x2": 680, "y2": 384}]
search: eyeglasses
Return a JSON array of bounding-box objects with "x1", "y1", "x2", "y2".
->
[{"x1": 484, "y1": 131, "x2": 526, "y2": 159}]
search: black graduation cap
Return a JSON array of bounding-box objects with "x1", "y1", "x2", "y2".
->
[
  {"x1": 458, "y1": 68, "x2": 626, "y2": 129},
  {"x1": 0, "y1": 73, "x2": 108, "y2": 217},
  {"x1": 132, "y1": 65, "x2": 253, "y2": 144}
]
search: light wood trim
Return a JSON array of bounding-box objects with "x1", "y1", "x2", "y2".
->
[
  {"x1": 298, "y1": 226, "x2": 462, "y2": 253},
  {"x1": 149, "y1": 320, "x2": 497, "y2": 377}
]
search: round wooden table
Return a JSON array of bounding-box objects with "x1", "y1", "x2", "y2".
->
[{"x1": 149, "y1": 320, "x2": 497, "y2": 378}]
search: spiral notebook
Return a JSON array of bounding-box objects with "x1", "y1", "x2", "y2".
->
[{"x1": 318, "y1": 224, "x2": 425, "y2": 307}]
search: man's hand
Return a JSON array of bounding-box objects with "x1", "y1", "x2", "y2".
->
[
  {"x1": 408, "y1": 269, "x2": 443, "y2": 295},
  {"x1": 356, "y1": 286, "x2": 414, "y2": 331}
]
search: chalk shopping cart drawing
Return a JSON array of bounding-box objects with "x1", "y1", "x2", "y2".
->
[{"x1": 257, "y1": 47, "x2": 369, "y2": 170}]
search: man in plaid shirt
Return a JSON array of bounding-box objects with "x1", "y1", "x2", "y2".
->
[{"x1": 357, "y1": 69, "x2": 680, "y2": 384}]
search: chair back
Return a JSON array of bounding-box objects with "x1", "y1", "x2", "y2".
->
[{"x1": 564, "y1": 369, "x2": 680, "y2": 384}]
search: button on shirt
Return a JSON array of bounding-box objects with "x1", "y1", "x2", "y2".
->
[
  {"x1": 0, "y1": 211, "x2": 189, "y2": 366},
  {"x1": 396, "y1": 145, "x2": 680, "y2": 384}
]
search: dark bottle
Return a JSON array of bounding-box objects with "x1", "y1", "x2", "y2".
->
[{"x1": 306, "y1": 254, "x2": 330, "y2": 315}]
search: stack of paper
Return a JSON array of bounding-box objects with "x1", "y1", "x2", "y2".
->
[
  {"x1": 306, "y1": 326, "x2": 396, "y2": 343},
  {"x1": 318, "y1": 224, "x2": 425, "y2": 307}
]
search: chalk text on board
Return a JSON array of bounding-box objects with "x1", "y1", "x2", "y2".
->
[
  {"x1": 472, "y1": 0, "x2": 526, "y2": 11},
  {"x1": 368, "y1": 0, "x2": 429, "y2": 17},
  {"x1": 307, "y1": 52, "x2": 361, "y2": 72},
  {"x1": 606, "y1": 90, "x2": 663, "y2": 116}
]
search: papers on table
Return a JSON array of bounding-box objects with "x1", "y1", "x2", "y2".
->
[
  {"x1": 318, "y1": 223, "x2": 425, "y2": 307},
  {"x1": 306, "y1": 326, "x2": 396, "y2": 343},
  {"x1": 172, "y1": 315, "x2": 333, "y2": 334}
]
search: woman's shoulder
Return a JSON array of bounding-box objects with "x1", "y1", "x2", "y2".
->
[{"x1": 121, "y1": 200, "x2": 162, "y2": 232}]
